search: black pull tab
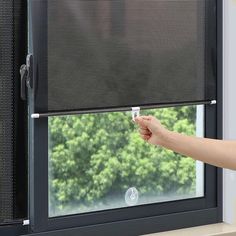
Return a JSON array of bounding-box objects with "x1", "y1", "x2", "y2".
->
[{"x1": 20, "y1": 64, "x2": 28, "y2": 100}]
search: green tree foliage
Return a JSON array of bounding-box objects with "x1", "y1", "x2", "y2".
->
[{"x1": 49, "y1": 106, "x2": 197, "y2": 215}]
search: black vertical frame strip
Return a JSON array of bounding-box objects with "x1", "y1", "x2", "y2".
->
[
  {"x1": 29, "y1": 118, "x2": 48, "y2": 232},
  {"x1": 203, "y1": 0, "x2": 222, "y2": 217},
  {"x1": 203, "y1": 0, "x2": 222, "y2": 222},
  {"x1": 216, "y1": 0, "x2": 223, "y2": 222},
  {"x1": 29, "y1": 0, "x2": 48, "y2": 232}
]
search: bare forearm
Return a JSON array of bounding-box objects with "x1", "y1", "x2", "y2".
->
[
  {"x1": 160, "y1": 131, "x2": 236, "y2": 170},
  {"x1": 135, "y1": 115, "x2": 236, "y2": 170}
]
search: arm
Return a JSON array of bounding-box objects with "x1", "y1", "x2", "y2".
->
[{"x1": 135, "y1": 116, "x2": 236, "y2": 170}]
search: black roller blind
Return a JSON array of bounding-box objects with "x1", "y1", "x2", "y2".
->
[{"x1": 30, "y1": 0, "x2": 216, "y2": 113}]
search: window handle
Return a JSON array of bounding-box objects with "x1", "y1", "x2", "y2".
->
[
  {"x1": 20, "y1": 54, "x2": 33, "y2": 100},
  {"x1": 20, "y1": 64, "x2": 28, "y2": 100}
]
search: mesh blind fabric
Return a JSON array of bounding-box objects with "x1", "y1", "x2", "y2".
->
[
  {"x1": 31, "y1": 0, "x2": 217, "y2": 113},
  {"x1": 0, "y1": 0, "x2": 14, "y2": 221},
  {"x1": 0, "y1": 0, "x2": 27, "y2": 222}
]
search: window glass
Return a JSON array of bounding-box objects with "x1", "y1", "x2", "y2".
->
[{"x1": 48, "y1": 105, "x2": 204, "y2": 217}]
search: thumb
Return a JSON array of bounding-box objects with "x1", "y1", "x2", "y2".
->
[{"x1": 134, "y1": 116, "x2": 150, "y2": 128}]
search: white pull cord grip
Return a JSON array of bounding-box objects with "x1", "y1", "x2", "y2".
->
[{"x1": 131, "y1": 107, "x2": 140, "y2": 121}]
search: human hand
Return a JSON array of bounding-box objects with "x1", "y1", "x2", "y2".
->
[{"x1": 134, "y1": 116, "x2": 169, "y2": 146}]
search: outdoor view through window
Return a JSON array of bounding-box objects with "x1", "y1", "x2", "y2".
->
[{"x1": 48, "y1": 106, "x2": 204, "y2": 217}]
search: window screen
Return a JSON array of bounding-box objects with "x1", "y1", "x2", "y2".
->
[
  {"x1": 30, "y1": 0, "x2": 216, "y2": 114},
  {"x1": 0, "y1": 0, "x2": 27, "y2": 222}
]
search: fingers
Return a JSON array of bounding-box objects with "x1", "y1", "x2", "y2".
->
[
  {"x1": 134, "y1": 117, "x2": 145, "y2": 127},
  {"x1": 140, "y1": 115, "x2": 152, "y2": 120},
  {"x1": 134, "y1": 117, "x2": 152, "y2": 141},
  {"x1": 139, "y1": 127, "x2": 151, "y2": 135},
  {"x1": 141, "y1": 134, "x2": 151, "y2": 140},
  {"x1": 134, "y1": 116, "x2": 150, "y2": 127}
]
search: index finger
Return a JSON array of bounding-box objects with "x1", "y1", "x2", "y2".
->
[{"x1": 134, "y1": 116, "x2": 148, "y2": 128}]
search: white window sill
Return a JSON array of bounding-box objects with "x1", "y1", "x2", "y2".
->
[{"x1": 145, "y1": 223, "x2": 236, "y2": 236}]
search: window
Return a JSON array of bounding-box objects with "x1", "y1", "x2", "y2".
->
[{"x1": 0, "y1": 0, "x2": 222, "y2": 235}]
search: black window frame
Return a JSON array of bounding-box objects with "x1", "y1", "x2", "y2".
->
[{"x1": 0, "y1": 0, "x2": 223, "y2": 235}]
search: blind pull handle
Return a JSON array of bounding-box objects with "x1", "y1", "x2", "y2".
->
[{"x1": 132, "y1": 107, "x2": 140, "y2": 121}]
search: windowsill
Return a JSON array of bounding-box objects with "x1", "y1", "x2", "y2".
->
[{"x1": 145, "y1": 223, "x2": 236, "y2": 236}]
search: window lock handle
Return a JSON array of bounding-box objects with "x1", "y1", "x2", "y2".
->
[{"x1": 20, "y1": 54, "x2": 33, "y2": 100}]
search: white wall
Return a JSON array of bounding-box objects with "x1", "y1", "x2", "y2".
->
[
  {"x1": 196, "y1": 105, "x2": 204, "y2": 197},
  {"x1": 223, "y1": 0, "x2": 236, "y2": 225}
]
